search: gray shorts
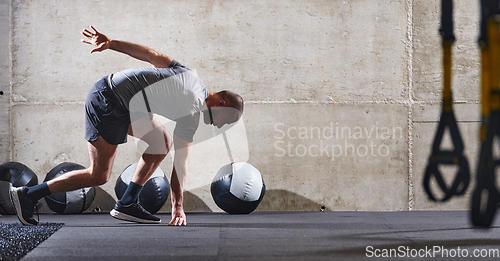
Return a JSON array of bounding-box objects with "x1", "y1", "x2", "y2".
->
[{"x1": 84, "y1": 76, "x2": 130, "y2": 145}]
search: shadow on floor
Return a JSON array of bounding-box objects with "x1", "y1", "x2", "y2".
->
[{"x1": 257, "y1": 189, "x2": 325, "y2": 212}]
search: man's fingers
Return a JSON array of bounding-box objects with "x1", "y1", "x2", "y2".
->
[
  {"x1": 82, "y1": 29, "x2": 94, "y2": 37},
  {"x1": 168, "y1": 217, "x2": 186, "y2": 226},
  {"x1": 81, "y1": 30, "x2": 91, "y2": 37},
  {"x1": 168, "y1": 217, "x2": 178, "y2": 226},
  {"x1": 90, "y1": 25, "x2": 99, "y2": 34},
  {"x1": 80, "y1": 39, "x2": 92, "y2": 45}
]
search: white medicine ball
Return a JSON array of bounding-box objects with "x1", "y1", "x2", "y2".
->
[{"x1": 210, "y1": 162, "x2": 265, "y2": 214}]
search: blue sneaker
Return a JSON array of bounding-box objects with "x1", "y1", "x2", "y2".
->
[{"x1": 110, "y1": 200, "x2": 160, "y2": 224}]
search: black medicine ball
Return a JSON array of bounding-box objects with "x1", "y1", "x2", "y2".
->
[
  {"x1": 44, "y1": 162, "x2": 96, "y2": 214},
  {"x1": 0, "y1": 162, "x2": 38, "y2": 215},
  {"x1": 115, "y1": 163, "x2": 170, "y2": 214}
]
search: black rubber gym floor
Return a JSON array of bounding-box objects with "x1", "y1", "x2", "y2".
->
[{"x1": 1, "y1": 211, "x2": 500, "y2": 260}]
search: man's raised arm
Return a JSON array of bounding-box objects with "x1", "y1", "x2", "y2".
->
[{"x1": 81, "y1": 25, "x2": 173, "y2": 68}]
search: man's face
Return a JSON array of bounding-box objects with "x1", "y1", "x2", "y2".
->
[{"x1": 204, "y1": 107, "x2": 240, "y2": 129}]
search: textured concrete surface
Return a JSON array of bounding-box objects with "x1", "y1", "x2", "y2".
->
[
  {"x1": 246, "y1": 103, "x2": 409, "y2": 211},
  {"x1": 0, "y1": 0, "x2": 10, "y2": 163},
  {"x1": 0, "y1": 0, "x2": 487, "y2": 213},
  {"x1": 10, "y1": 0, "x2": 409, "y2": 103},
  {"x1": 2, "y1": 212, "x2": 500, "y2": 260},
  {"x1": 413, "y1": 0, "x2": 480, "y2": 102}
]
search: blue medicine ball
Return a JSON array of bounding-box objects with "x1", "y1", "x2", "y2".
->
[
  {"x1": 0, "y1": 162, "x2": 38, "y2": 215},
  {"x1": 115, "y1": 163, "x2": 170, "y2": 214},
  {"x1": 44, "y1": 162, "x2": 96, "y2": 214},
  {"x1": 211, "y1": 162, "x2": 265, "y2": 214}
]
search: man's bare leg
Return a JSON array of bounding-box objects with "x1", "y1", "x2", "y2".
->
[{"x1": 47, "y1": 136, "x2": 118, "y2": 193}]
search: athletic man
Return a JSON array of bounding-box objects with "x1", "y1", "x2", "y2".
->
[{"x1": 9, "y1": 26, "x2": 244, "y2": 226}]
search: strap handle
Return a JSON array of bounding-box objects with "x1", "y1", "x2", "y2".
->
[
  {"x1": 423, "y1": 111, "x2": 470, "y2": 201},
  {"x1": 423, "y1": 0, "x2": 470, "y2": 202}
]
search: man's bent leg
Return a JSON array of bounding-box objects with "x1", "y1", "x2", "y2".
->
[
  {"x1": 127, "y1": 116, "x2": 172, "y2": 190},
  {"x1": 109, "y1": 116, "x2": 171, "y2": 224},
  {"x1": 122, "y1": 116, "x2": 171, "y2": 203},
  {"x1": 10, "y1": 136, "x2": 117, "y2": 226}
]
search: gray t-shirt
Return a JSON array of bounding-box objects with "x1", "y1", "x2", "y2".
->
[{"x1": 108, "y1": 60, "x2": 208, "y2": 142}]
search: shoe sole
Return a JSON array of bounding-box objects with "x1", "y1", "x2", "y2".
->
[
  {"x1": 110, "y1": 209, "x2": 160, "y2": 224},
  {"x1": 10, "y1": 187, "x2": 36, "y2": 226}
]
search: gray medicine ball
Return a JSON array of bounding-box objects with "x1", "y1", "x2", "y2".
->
[{"x1": 44, "y1": 162, "x2": 96, "y2": 214}]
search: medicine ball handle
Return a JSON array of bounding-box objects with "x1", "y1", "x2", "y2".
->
[
  {"x1": 423, "y1": 0, "x2": 470, "y2": 202},
  {"x1": 471, "y1": 7, "x2": 500, "y2": 228}
]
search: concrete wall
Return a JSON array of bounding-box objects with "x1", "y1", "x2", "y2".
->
[
  {"x1": 1, "y1": 0, "x2": 483, "y2": 213},
  {"x1": 0, "y1": 0, "x2": 10, "y2": 163}
]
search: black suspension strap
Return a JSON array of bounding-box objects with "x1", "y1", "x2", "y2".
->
[
  {"x1": 141, "y1": 88, "x2": 152, "y2": 113},
  {"x1": 471, "y1": 0, "x2": 500, "y2": 228},
  {"x1": 140, "y1": 84, "x2": 155, "y2": 127},
  {"x1": 423, "y1": 0, "x2": 470, "y2": 202}
]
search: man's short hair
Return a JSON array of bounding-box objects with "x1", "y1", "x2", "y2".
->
[{"x1": 218, "y1": 90, "x2": 244, "y2": 114}]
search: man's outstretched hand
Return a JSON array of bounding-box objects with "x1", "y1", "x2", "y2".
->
[
  {"x1": 169, "y1": 206, "x2": 187, "y2": 226},
  {"x1": 81, "y1": 25, "x2": 111, "y2": 54}
]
